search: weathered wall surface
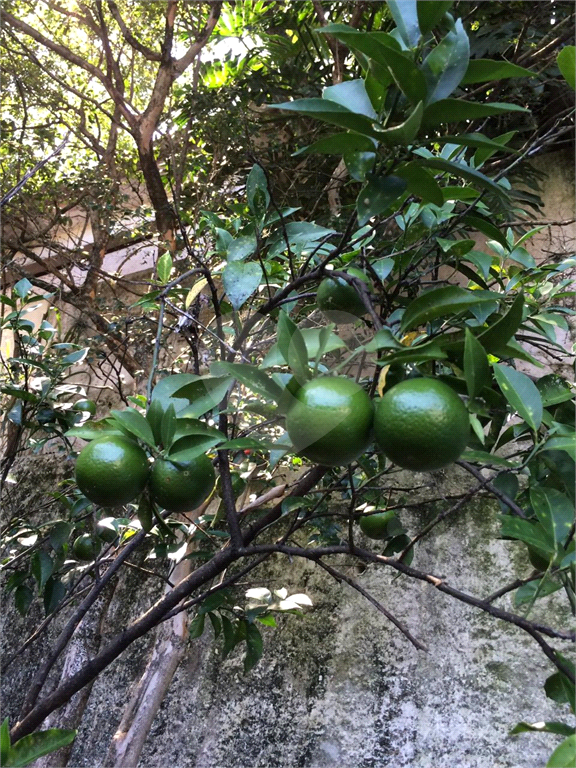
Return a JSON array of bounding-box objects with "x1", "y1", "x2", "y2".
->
[{"x1": 2, "y1": 464, "x2": 573, "y2": 768}]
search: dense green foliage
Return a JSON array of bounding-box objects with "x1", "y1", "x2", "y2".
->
[{"x1": 1, "y1": 2, "x2": 574, "y2": 764}]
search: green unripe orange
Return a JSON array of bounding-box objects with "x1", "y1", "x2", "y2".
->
[
  {"x1": 72, "y1": 534, "x2": 100, "y2": 561},
  {"x1": 285, "y1": 377, "x2": 374, "y2": 467},
  {"x1": 150, "y1": 454, "x2": 216, "y2": 513},
  {"x1": 316, "y1": 268, "x2": 369, "y2": 321},
  {"x1": 374, "y1": 378, "x2": 469, "y2": 472},
  {"x1": 75, "y1": 435, "x2": 150, "y2": 506},
  {"x1": 358, "y1": 510, "x2": 396, "y2": 539}
]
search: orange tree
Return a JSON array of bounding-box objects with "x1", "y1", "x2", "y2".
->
[{"x1": 1, "y1": 3, "x2": 575, "y2": 765}]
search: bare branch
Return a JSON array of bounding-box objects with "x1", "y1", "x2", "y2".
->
[{"x1": 106, "y1": 0, "x2": 162, "y2": 62}]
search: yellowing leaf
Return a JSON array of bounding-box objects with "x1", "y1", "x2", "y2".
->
[
  {"x1": 185, "y1": 279, "x2": 208, "y2": 308},
  {"x1": 377, "y1": 366, "x2": 390, "y2": 397}
]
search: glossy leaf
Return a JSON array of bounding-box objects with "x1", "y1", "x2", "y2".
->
[
  {"x1": 243, "y1": 622, "x2": 263, "y2": 673},
  {"x1": 174, "y1": 376, "x2": 232, "y2": 418},
  {"x1": 417, "y1": 1, "x2": 454, "y2": 34},
  {"x1": 499, "y1": 516, "x2": 554, "y2": 552},
  {"x1": 547, "y1": 735, "x2": 576, "y2": 768},
  {"x1": 397, "y1": 161, "x2": 444, "y2": 206},
  {"x1": 260, "y1": 327, "x2": 346, "y2": 367},
  {"x1": 344, "y1": 151, "x2": 376, "y2": 181},
  {"x1": 464, "y1": 329, "x2": 490, "y2": 399},
  {"x1": 31, "y1": 551, "x2": 54, "y2": 592},
  {"x1": 422, "y1": 99, "x2": 528, "y2": 127},
  {"x1": 375, "y1": 100, "x2": 424, "y2": 146},
  {"x1": 514, "y1": 577, "x2": 563, "y2": 606},
  {"x1": 110, "y1": 408, "x2": 156, "y2": 447},
  {"x1": 160, "y1": 404, "x2": 176, "y2": 450},
  {"x1": 14, "y1": 585, "x2": 34, "y2": 617},
  {"x1": 295, "y1": 133, "x2": 376, "y2": 156},
  {"x1": 422, "y1": 19, "x2": 469, "y2": 103},
  {"x1": 43, "y1": 576, "x2": 66, "y2": 615},
  {"x1": 6, "y1": 729, "x2": 77, "y2": 768},
  {"x1": 210, "y1": 361, "x2": 283, "y2": 403},
  {"x1": 478, "y1": 292, "x2": 525, "y2": 353},
  {"x1": 462, "y1": 213, "x2": 508, "y2": 248},
  {"x1": 156, "y1": 253, "x2": 172, "y2": 285},
  {"x1": 277, "y1": 310, "x2": 310, "y2": 384},
  {"x1": 400, "y1": 286, "x2": 501, "y2": 332},
  {"x1": 369, "y1": 44, "x2": 427, "y2": 105},
  {"x1": 530, "y1": 487, "x2": 574, "y2": 545},
  {"x1": 167, "y1": 434, "x2": 222, "y2": 463},
  {"x1": 461, "y1": 58, "x2": 535, "y2": 85},
  {"x1": 510, "y1": 722, "x2": 574, "y2": 737},
  {"x1": 357, "y1": 174, "x2": 407, "y2": 226},
  {"x1": 364, "y1": 328, "x2": 403, "y2": 353},
  {"x1": 493, "y1": 364, "x2": 542, "y2": 431},
  {"x1": 222, "y1": 261, "x2": 262, "y2": 311},
  {"x1": 323, "y1": 79, "x2": 377, "y2": 119},
  {"x1": 227, "y1": 236, "x2": 257, "y2": 262},
  {"x1": 268, "y1": 98, "x2": 381, "y2": 139},
  {"x1": 557, "y1": 46, "x2": 575, "y2": 90},
  {"x1": 246, "y1": 163, "x2": 269, "y2": 217},
  {"x1": 387, "y1": 0, "x2": 421, "y2": 48},
  {"x1": 416, "y1": 157, "x2": 508, "y2": 196}
]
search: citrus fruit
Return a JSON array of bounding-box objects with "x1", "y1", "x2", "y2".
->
[
  {"x1": 75, "y1": 435, "x2": 150, "y2": 506},
  {"x1": 374, "y1": 378, "x2": 469, "y2": 472},
  {"x1": 150, "y1": 454, "x2": 216, "y2": 512},
  {"x1": 72, "y1": 534, "x2": 100, "y2": 561},
  {"x1": 358, "y1": 510, "x2": 396, "y2": 539},
  {"x1": 316, "y1": 268, "x2": 368, "y2": 321},
  {"x1": 285, "y1": 377, "x2": 374, "y2": 467},
  {"x1": 73, "y1": 399, "x2": 97, "y2": 416}
]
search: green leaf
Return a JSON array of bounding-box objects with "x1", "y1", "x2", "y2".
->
[
  {"x1": 323, "y1": 79, "x2": 377, "y2": 119},
  {"x1": 167, "y1": 434, "x2": 222, "y2": 463},
  {"x1": 387, "y1": 0, "x2": 421, "y2": 48},
  {"x1": 422, "y1": 99, "x2": 528, "y2": 128},
  {"x1": 146, "y1": 398, "x2": 165, "y2": 445},
  {"x1": 422, "y1": 18, "x2": 469, "y2": 103},
  {"x1": 160, "y1": 403, "x2": 176, "y2": 451},
  {"x1": 363, "y1": 328, "x2": 403, "y2": 353},
  {"x1": 208, "y1": 611, "x2": 222, "y2": 638},
  {"x1": 13, "y1": 278, "x2": 33, "y2": 299},
  {"x1": 14, "y1": 585, "x2": 34, "y2": 617},
  {"x1": 499, "y1": 516, "x2": 554, "y2": 552},
  {"x1": 511, "y1": 722, "x2": 574, "y2": 737},
  {"x1": 110, "y1": 408, "x2": 156, "y2": 447},
  {"x1": 397, "y1": 161, "x2": 444, "y2": 206},
  {"x1": 43, "y1": 576, "x2": 66, "y2": 615},
  {"x1": 460, "y1": 450, "x2": 517, "y2": 467},
  {"x1": 173, "y1": 376, "x2": 232, "y2": 418},
  {"x1": 210, "y1": 361, "x2": 283, "y2": 403},
  {"x1": 156, "y1": 253, "x2": 172, "y2": 285},
  {"x1": 478, "y1": 292, "x2": 525, "y2": 353},
  {"x1": 514, "y1": 576, "x2": 562, "y2": 606},
  {"x1": 268, "y1": 98, "x2": 381, "y2": 139},
  {"x1": 374, "y1": 101, "x2": 424, "y2": 146},
  {"x1": 557, "y1": 46, "x2": 575, "y2": 90},
  {"x1": 461, "y1": 58, "x2": 534, "y2": 85},
  {"x1": 493, "y1": 364, "x2": 543, "y2": 431},
  {"x1": 344, "y1": 151, "x2": 376, "y2": 181},
  {"x1": 416, "y1": 157, "x2": 508, "y2": 197},
  {"x1": 260, "y1": 327, "x2": 346, "y2": 368},
  {"x1": 221, "y1": 615, "x2": 238, "y2": 659},
  {"x1": 545, "y1": 659, "x2": 575, "y2": 709},
  {"x1": 357, "y1": 174, "x2": 407, "y2": 226},
  {"x1": 547, "y1": 735, "x2": 576, "y2": 768},
  {"x1": 222, "y1": 261, "x2": 262, "y2": 310},
  {"x1": 7, "y1": 729, "x2": 77, "y2": 768},
  {"x1": 61, "y1": 348, "x2": 89, "y2": 366},
  {"x1": 509, "y1": 246, "x2": 536, "y2": 269},
  {"x1": 462, "y1": 213, "x2": 509, "y2": 248},
  {"x1": 246, "y1": 163, "x2": 270, "y2": 217},
  {"x1": 31, "y1": 551, "x2": 54, "y2": 592},
  {"x1": 417, "y1": 1, "x2": 454, "y2": 35},
  {"x1": 243, "y1": 622, "x2": 263, "y2": 673},
  {"x1": 227, "y1": 236, "x2": 257, "y2": 262},
  {"x1": 1, "y1": 719, "x2": 9, "y2": 766},
  {"x1": 218, "y1": 437, "x2": 290, "y2": 452},
  {"x1": 189, "y1": 613, "x2": 205, "y2": 639},
  {"x1": 150, "y1": 374, "x2": 200, "y2": 418},
  {"x1": 369, "y1": 44, "x2": 427, "y2": 105},
  {"x1": 295, "y1": 133, "x2": 376, "y2": 156},
  {"x1": 400, "y1": 286, "x2": 501, "y2": 333},
  {"x1": 464, "y1": 329, "x2": 490, "y2": 399},
  {"x1": 474, "y1": 130, "x2": 517, "y2": 166},
  {"x1": 277, "y1": 311, "x2": 310, "y2": 384},
  {"x1": 530, "y1": 488, "x2": 574, "y2": 545},
  {"x1": 376, "y1": 339, "x2": 447, "y2": 366}
]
